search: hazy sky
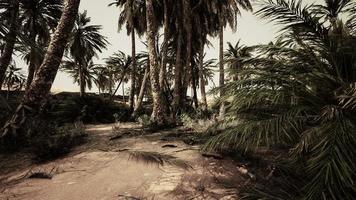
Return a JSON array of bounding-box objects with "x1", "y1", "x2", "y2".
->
[{"x1": 14, "y1": 0, "x2": 322, "y2": 93}]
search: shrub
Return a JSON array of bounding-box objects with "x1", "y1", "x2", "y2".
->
[
  {"x1": 28, "y1": 120, "x2": 87, "y2": 161},
  {"x1": 0, "y1": 95, "x2": 12, "y2": 127},
  {"x1": 50, "y1": 95, "x2": 130, "y2": 124}
]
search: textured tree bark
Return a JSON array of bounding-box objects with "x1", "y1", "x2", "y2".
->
[
  {"x1": 172, "y1": 16, "x2": 183, "y2": 118},
  {"x1": 0, "y1": 0, "x2": 19, "y2": 90},
  {"x1": 132, "y1": 66, "x2": 149, "y2": 117},
  {"x1": 146, "y1": 0, "x2": 169, "y2": 125},
  {"x1": 128, "y1": 29, "x2": 136, "y2": 112},
  {"x1": 159, "y1": 0, "x2": 169, "y2": 90},
  {"x1": 25, "y1": 32, "x2": 38, "y2": 90},
  {"x1": 1, "y1": 0, "x2": 81, "y2": 139},
  {"x1": 79, "y1": 60, "x2": 86, "y2": 97},
  {"x1": 218, "y1": 22, "x2": 225, "y2": 119},
  {"x1": 183, "y1": 0, "x2": 198, "y2": 109},
  {"x1": 199, "y1": 41, "x2": 208, "y2": 111},
  {"x1": 191, "y1": 57, "x2": 199, "y2": 108}
]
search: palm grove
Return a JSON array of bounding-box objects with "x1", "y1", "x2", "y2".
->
[{"x1": 0, "y1": 0, "x2": 356, "y2": 199}]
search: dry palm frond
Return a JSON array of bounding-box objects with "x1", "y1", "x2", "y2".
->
[{"x1": 128, "y1": 151, "x2": 192, "y2": 170}]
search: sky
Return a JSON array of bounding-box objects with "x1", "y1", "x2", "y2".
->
[{"x1": 13, "y1": 0, "x2": 323, "y2": 94}]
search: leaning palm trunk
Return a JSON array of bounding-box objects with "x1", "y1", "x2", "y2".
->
[
  {"x1": 218, "y1": 22, "x2": 225, "y2": 118},
  {"x1": 1, "y1": 0, "x2": 81, "y2": 141},
  {"x1": 0, "y1": 0, "x2": 19, "y2": 90},
  {"x1": 132, "y1": 66, "x2": 149, "y2": 117},
  {"x1": 146, "y1": 0, "x2": 169, "y2": 125},
  {"x1": 128, "y1": 29, "x2": 136, "y2": 112},
  {"x1": 199, "y1": 41, "x2": 207, "y2": 111},
  {"x1": 112, "y1": 77, "x2": 124, "y2": 97}
]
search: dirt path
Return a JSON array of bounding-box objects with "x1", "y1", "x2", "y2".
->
[{"x1": 0, "y1": 123, "x2": 248, "y2": 200}]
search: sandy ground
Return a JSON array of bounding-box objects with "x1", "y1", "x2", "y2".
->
[{"x1": 0, "y1": 123, "x2": 249, "y2": 200}]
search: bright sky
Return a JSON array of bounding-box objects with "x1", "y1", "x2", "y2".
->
[{"x1": 13, "y1": 0, "x2": 323, "y2": 94}]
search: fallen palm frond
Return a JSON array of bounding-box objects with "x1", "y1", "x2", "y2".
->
[{"x1": 128, "y1": 151, "x2": 192, "y2": 170}]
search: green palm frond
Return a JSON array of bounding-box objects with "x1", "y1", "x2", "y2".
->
[{"x1": 207, "y1": 0, "x2": 356, "y2": 199}]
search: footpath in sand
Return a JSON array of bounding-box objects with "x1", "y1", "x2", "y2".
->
[{"x1": 0, "y1": 123, "x2": 250, "y2": 200}]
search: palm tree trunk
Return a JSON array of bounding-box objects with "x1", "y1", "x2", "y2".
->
[
  {"x1": 122, "y1": 82, "x2": 125, "y2": 103},
  {"x1": 172, "y1": 17, "x2": 183, "y2": 118},
  {"x1": 128, "y1": 30, "x2": 136, "y2": 112},
  {"x1": 25, "y1": 47, "x2": 37, "y2": 90},
  {"x1": 159, "y1": 0, "x2": 169, "y2": 90},
  {"x1": 218, "y1": 21, "x2": 225, "y2": 119},
  {"x1": 183, "y1": 0, "x2": 198, "y2": 109},
  {"x1": 1, "y1": 0, "x2": 81, "y2": 140},
  {"x1": 112, "y1": 77, "x2": 123, "y2": 97},
  {"x1": 199, "y1": 41, "x2": 208, "y2": 111},
  {"x1": 25, "y1": 24, "x2": 38, "y2": 90},
  {"x1": 79, "y1": 62, "x2": 85, "y2": 97},
  {"x1": 146, "y1": 0, "x2": 169, "y2": 125},
  {"x1": 191, "y1": 57, "x2": 199, "y2": 108},
  {"x1": 0, "y1": 0, "x2": 19, "y2": 90},
  {"x1": 132, "y1": 66, "x2": 149, "y2": 117}
]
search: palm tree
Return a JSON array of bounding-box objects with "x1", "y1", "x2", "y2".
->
[
  {"x1": 205, "y1": 0, "x2": 356, "y2": 199},
  {"x1": 2, "y1": 0, "x2": 81, "y2": 144},
  {"x1": 132, "y1": 50, "x2": 150, "y2": 116},
  {"x1": 208, "y1": 0, "x2": 252, "y2": 118},
  {"x1": 224, "y1": 40, "x2": 252, "y2": 81},
  {"x1": 145, "y1": 0, "x2": 169, "y2": 125},
  {"x1": 67, "y1": 10, "x2": 108, "y2": 97},
  {"x1": 92, "y1": 66, "x2": 110, "y2": 95},
  {"x1": 105, "y1": 51, "x2": 132, "y2": 97},
  {"x1": 199, "y1": 57, "x2": 216, "y2": 110},
  {"x1": 62, "y1": 58, "x2": 98, "y2": 93},
  {"x1": 4, "y1": 63, "x2": 26, "y2": 99},
  {"x1": 110, "y1": 0, "x2": 146, "y2": 112},
  {"x1": 172, "y1": 0, "x2": 184, "y2": 118},
  {"x1": 159, "y1": 0, "x2": 171, "y2": 91},
  {"x1": 0, "y1": 0, "x2": 19, "y2": 90},
  {"x1": 20, "y1": 0, "x2": 63, "y2": 90}
]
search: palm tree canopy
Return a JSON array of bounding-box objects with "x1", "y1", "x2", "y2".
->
[
  {"x1": 68, "y1": 10, "x2": 109, "y2": 64},
  {"x1": 19, "y1": 0, "x2": 63, "y2": 42},
  {"x1": 105, "y1": 50, "x2": 132, "y2": 82},
  {"x1": 109, "y1": 0, "x2": 147, "y2": 36},
  {"x1": 206, "y1": 0, "x2": 253, "y2": 32},
  {"x1": 62, "y1": 58, "x2": 100, "y2": 91}
]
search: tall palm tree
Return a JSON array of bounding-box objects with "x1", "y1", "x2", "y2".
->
[
  {"x1": 205, "y1": 0, "x2": 356, "y2": 199},
  {"x1": 110, "y1": 0, "x2": 146, "y2": 112},
  {"x1": 199, "y1": 56, "x2": 216, "y2": 110},
  {"x1": 172, "y1": 0, "x2": 184, "y2": 118},
  {"x1": 224, "y1": 40, "x2": 252, "y2": 81},
  {"x1": 0, "y1": 0, "x2": 19, "y2": 90},
  {"x1": 105, "y1": 51, "x2": 132, "y2": 97},
  {"x1": 67, "y1": 10, "x2": 108, "y2": 97},
  {"x1": 2, "y1": 0, "x2": 81, "y2": 144},
  {"x1": 208, "y1": 0, "x2": 252, "y2": 118},
  {"x1": 20, "y1": 0, "x2": 63, "y2": 90},
  {"x1": 92, "y1": 66, "x2": 110, "y2": 95},
  {"x1": 145, "y1": 0, "x2": 169, "y2": 125},
  {"x1": 132, "y1": 50, "x2": 150, "y2": 116},
  {"x1": 62, "y1": 58, "x2": 98, "y2": 93}
]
